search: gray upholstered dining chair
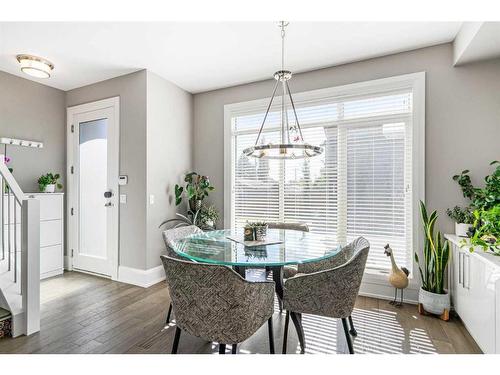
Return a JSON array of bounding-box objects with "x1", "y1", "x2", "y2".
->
[
  {"x1": 162, "y1": 225, "x2": 203, "y2": 325},
  {"x1": 281, "y1": 237, "x2": 369, "y2": 354},
  {"x1": 161, "y1": 254, "x2": 276, "y2": 354},
  {"x1": 285, "y1": 240, "x2": 360, "y2": 336}
]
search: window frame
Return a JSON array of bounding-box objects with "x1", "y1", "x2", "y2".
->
[{"x1": 224, "y1": 72, "x2": 425, "y2": 284}]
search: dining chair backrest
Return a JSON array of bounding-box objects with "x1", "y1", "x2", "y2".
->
[
  {"x1": 267, "y1": 222, "x2": 310, "y2": 232},
  {"x1": 297, "y1": 238, "x2": 357, "y2": 274},
  {"x1": 160, "y1": 255, "x2": 275, "y2": 344},
  {"x1": 283, "y1": 237, "x2": 370, "y2": 319},
  {"x1": 162, "y1": 225, "x2": 202, "y2": 259}
]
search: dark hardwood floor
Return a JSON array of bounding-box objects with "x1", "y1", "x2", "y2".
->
[{"x1": 0, "y1": 271, "x2": 482, "y2": 354}]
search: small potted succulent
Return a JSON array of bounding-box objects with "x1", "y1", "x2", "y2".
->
[
  {"x1": 248, "y1": 221, "x2": 268, "y2": 241},
  {"x1": 38, "y1": 173, "x2": 63, "y2": 193},
  {"x1": 446, "y1": 206, "x2": 474, "y2": 237}
]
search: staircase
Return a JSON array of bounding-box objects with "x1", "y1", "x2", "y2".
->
[{"x1": 0, "y1": 154, "x2": 40, "y2": 337}]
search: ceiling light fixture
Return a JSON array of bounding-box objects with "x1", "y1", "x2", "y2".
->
[
  {"x1": 16, "y1": 54, "x2": 54, "y2": 78},
  {"x1": 243, "y1": 21, "x2": 323, "y2": 160}
]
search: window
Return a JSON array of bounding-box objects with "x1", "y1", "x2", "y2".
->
[{"x1": 225, "y1": 73, "x2": 424, "y2": 273}]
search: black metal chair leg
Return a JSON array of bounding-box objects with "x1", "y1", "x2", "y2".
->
[
  {"x1": 267, "y1": 317, "x2": 275, "y2": 354},
  {"x1": 290, "y1": 312, "x2": 305, "y2": 354},
  {"x1": 277, "y1": 297, "x2": 283, "y2": 313},
  {"x1": 219, "y1": 344, "x2": 226, "y2": 354},
  {"x1": 232, "y1": 344, "x2": 237, "y2": 354},
  {"x1": 282, "y1": 310, "x2": 290, "y2": 354},
  {"x1": 341, "y1": 318, "x2": 354, "y2": 354},
  {"x1": 171, "y1": 326, "x2": 181, "y2": 354},
  {"x1": 348, "y1": 315, "x2": 357, "y2": 336},
  {"x1": 165, "y1": 303, "x2": 173, "y2": 325}
]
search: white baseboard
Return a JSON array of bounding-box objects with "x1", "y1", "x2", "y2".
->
[
  {"x1": 117, "y1": 265, "x2": 166, "y2": 288},
  {"x1": 360, "y1": 281, "x2": 418, "y2": 305}
]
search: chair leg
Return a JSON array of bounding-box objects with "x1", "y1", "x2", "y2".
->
[
  {"x1": 219, "y1": 344, "x2": 226, "y2": 354},
  {"x1": 267, "y1": 317, "x2": 275, "y2": 354},
  {"x1": 341, "y1": 318, "x2": 354, "y2": 354},
  {"x1": 277, "y1": 297, "x2": 283, "y2": 313},
  {"x1": 282, "y1": 310, "x2": 290, "y2": 354},
  {"x1": 232, "y1": 344, "x2": 237, "y2": 354},
  {"x1": 348, "y1": 315, "x2": 357, "y2": 336},
  {"x1": 165, "y1": 303, "x2": 173, "y2": 325},
  {"x1": 290, "y1": 312, "x2": 305, "y2": 354},
  {"x1": 171, "y1": 326, "x2": 181, "y2": 354}
]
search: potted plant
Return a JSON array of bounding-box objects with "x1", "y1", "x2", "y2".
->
[
  {"x1": 38, "y1": 173, "x2": 63, "y2": 193},
  {"x1": 248, "y1": 221, "x2": 268, "y2": 241},
  {"x1": 175, "y1": 172, "x2": 215, "y2": 213},
  {"x1": 198, "y1": 204, "x2": 219, "y2": 230},
  {"x1": 446, "y1": 206, "x2": 474, "y2": 237},
  {"x1": 465, "y1": 206, "x2": 500, "y2": 255},
  {"x1": 415, "y1": 201, "x2": 451, "y2": 316}
]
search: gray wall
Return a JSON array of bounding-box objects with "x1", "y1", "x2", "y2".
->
[
  {"x1": 193, "y1": 43, "x2": 500, "y2": 234},
  {"x1": 0, "y1": 71, "x2": 66, "y2": 192},
  {"x1": 146, "y1": 71, "x2": 193, "y2": 269},
  {"x1": 66, "y1": 70, "x2": 148, "y2": 270}
]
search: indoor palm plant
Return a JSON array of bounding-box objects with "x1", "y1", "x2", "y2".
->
[{"x1": 415, "y1": 201, "x2": 451, "y2": 315}]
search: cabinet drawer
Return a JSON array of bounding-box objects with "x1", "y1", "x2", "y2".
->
[
  {"x1": 40, "y1": 220, "x2": 62, "y2": 247},
  {"x1": 41, "y1": 244, "x2": 63, "y2": 276},
  {"x1": 29, "y1": 194, "x2": 63, "y2": 221}
]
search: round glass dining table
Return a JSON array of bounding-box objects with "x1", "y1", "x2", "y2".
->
[
  {"x1": 171, "y1": 228, "x2": 341, "y2": 354},
  {"x1": 171, "y1": 228, "x2": 341, "y2": 304}
]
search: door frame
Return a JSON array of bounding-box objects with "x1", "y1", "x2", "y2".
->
[{"x1": 66, "y1": 97, "x2": 120, "y2": 280}]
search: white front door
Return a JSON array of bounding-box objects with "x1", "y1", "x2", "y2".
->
[{"x1": 67, "y1": 98, "x2": 119, "y2": 278}]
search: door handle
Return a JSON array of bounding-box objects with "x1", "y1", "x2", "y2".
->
[
  {"x1": 104, "y1": 202, "x2": 113, "y2": 207},
  {"x1": 104, "y1": 191, "x2": 113, "y2": 198}
]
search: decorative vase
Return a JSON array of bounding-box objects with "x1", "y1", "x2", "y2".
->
[
  {"x1": 418, "y1": 287, "x2": 450, "y2": 315},
  {"x1": 189, "y1": 199, "x2": 202, "y2": 212},
  {"x1": 254, "y1": 225, "x2": 268, "y2": 241},
  {"x1": 455, "y1": 222, "x2": 470, "y2": 237},
  {"x1": 43, "y1": 184, "x2": 56, "y2": 193},
  {"x1": 244, "y1": 226, "x2": 254, "y2": 241}
]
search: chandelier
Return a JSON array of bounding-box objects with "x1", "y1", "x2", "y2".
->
[{"x1": 243, "y1": 21, "x2": 323, "y2": 160}]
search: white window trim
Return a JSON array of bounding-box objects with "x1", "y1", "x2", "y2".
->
[{"x1": 224, "y1": 72, "x2": 425, "y2": 296}]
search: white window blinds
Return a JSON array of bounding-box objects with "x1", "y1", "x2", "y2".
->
[{"x1": 230, "y1": 87, "x2": 414, "y2": 271}]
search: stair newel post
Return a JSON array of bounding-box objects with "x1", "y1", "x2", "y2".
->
[{"x1": 21, "y1": 197, "x2": 40, "y2": 335}]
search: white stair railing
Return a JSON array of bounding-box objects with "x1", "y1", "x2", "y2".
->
[{"x1": 0, "y1": 154, "x2": 40, "y2": 335}]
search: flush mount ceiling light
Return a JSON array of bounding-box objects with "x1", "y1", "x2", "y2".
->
[
  {"x1": 243, "y1": 21, "x2": 323, "y2": 160},
  {"x1": 16, "y1": 54, "x2": 54, "y2": 78}
]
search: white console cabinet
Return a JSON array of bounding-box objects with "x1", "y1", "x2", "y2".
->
[
  {"x1": 27, "y1": 193, "x2": 64, "y2": 280},
  {"x1": 446, "y1": 234, "x2": 500, "y2": 354}
]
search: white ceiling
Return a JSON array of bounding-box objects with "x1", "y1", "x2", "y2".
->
[{"x1": 0, "y1": 22, "x2": 462, "y2": 93}]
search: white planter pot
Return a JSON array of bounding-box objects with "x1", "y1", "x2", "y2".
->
[
  {"x1": 43, "y1": 184, "x2": 56, "y2": 193},
  {"x1": 455, "y1": 222, "x2": 471, "y2": 237},
  {"x1": 419, "y1": 287, "x2": 450, "y2": 315}
]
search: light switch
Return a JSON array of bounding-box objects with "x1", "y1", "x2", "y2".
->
[
  {"x1": 120, "y1": 194, "x2": 127, "y2": 204},
  {"x1": 149, "y1": 194, "x2": 155, "y2": 205}
]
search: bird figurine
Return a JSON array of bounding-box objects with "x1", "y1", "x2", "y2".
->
[{"x1": 384, "y1": 244, "x2": 409, "y2": 306}]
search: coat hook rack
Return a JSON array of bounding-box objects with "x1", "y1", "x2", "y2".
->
[{"x1": 0, "y1": 137, "x2": 44, "y2": 149}]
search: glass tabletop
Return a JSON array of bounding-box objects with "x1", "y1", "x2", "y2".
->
[{"x1": 171, "y1": 229, "x2": 341, "y2": 267}]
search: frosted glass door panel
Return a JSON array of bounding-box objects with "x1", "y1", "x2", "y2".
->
[{"x1": 79, "y1": 118, "x2": 107, "y2": 258}]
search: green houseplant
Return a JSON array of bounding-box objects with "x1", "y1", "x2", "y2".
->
[
  {"x1": 198, "y1": 204, "x2": 219, "y2": 230},
  {"x1": 452, "y1": 161, "x2": 500, "y2": 255},
  {"x1": 446, "y1": 206, "x2": 474, "y2": 237},
  {"x1": 174, "y1": 172, "x2": 215, "y2": 212},
  {"x1": 38, "y1": 173, "x2": 63, "y2": 193},
  {"x1": 415, "y1": 201, "x2": 451, "y2": 315}
]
